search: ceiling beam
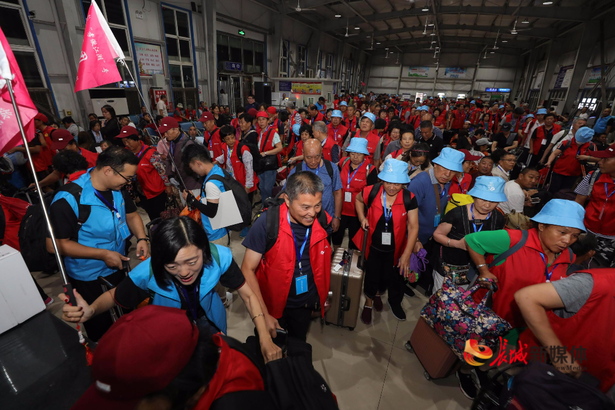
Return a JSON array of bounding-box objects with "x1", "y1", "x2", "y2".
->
[
  {"x1": 319, "y1": 5, "x2": 591, "y2": 31},
  {"x1": 354, "y1": 24, "x2": 557, "y2": 40},
  {"x1": 283, "y1": 0, "x2": 339, "y2": 14},
  {"x1": 373, "y1": 35, "x2": 533, "y2": 50}
]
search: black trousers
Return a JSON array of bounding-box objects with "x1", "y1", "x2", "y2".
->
[
  {"x1": 69, "y1": 269, "x2": 128, "y2": 342},
  {"x1": 331, "y1": 215, "x2": 361, "y2": 248},
  {"x1": 364, "y1": 246, "x2": 405, "y2": 308},
  {"x1": 140, "y1": 191, "x2": 168, "y2": 221},
  {"x1": 548, "y1": 173, "x2": 579, "y2": 194},
  {"x1": 277, "y1": 305, "x2": 314, "y2": 342}
]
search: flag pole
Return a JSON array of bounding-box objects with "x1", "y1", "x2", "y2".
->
[
  {"x1": 118, "y1": 59, "x2": 188, "y2": 191},
  {"x1": 4, "y1": 78, "x2": 76, "y2": 300}
]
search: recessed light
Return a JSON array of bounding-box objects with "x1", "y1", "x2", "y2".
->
[
  {"x1": 522, "y1": 18, "x2": 529, "y2": 24},
  {"x1": 385, "y1": 47, "x2": 389, "y2": 50},
  {"x1": 366, "y1": 35, "x2": 371, "y2": 38},
  {"x1": 502, "y1": 40, "x2": 508, "y2": 43},
  {"x1": 490, "y1": 51, "x2": 495, "y2": 54},
  {"x1": 428, "y1": 23, "x2": 434, "y2": 26},
  {"x1": 376, "y1": 42, "x2": 381, "y2": 44},
  {"x1": 421, "y1": 7, "x2": 429, "y2": 11},
  {"x1": 354, "y1": 26, "x2": 360, "y2": 30},
  {"x1": 430, "y1": 32, "x2": 436, "y2": 36},
  {"x1": 543, "y1": 1, "x2": 553, "y2": 4},
  {"x1": 334, "y1": 14, "x2": 342, "y2": 18}
]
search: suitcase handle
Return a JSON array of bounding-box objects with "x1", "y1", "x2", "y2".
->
[
  {"x1": 358, "y1": 228, "x2": 368, "y2": 270},
  {"x1": 341, "y1": 296, "x2": 351, "y2": 312}
]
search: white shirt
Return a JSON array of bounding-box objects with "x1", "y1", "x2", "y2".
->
[
  {"x1": 523, "y1": 120, "x2": 543, "y2": 149},
  {"x1": 492, "y1": 165, "x2": 510, "y2": 182},
  {"x1": 579, "y1": 113, "x2": 589, "y2": 120},
  {"x1": 552, "y1": 129, "x2": 573, "y2": 150},
  {"x1": 157, "y1": 99, "x2": 168, "y2": 117},
  {"x1": 498, "y1": 180, "x2": 525, "y2": 215}
]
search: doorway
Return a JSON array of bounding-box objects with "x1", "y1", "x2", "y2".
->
[{"x1": 218, "y1": 75, "x2": 252, "y2": 114}]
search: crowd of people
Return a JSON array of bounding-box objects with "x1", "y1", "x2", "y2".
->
[{"x1": 2, "y1": 91, "x2": 615, "y2": 408}]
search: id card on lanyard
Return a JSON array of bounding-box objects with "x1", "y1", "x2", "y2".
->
[
  {"x1": 382, "y1": 190, "x2": 392, "y2": 245},
  {"x1": 94, "y1": 190, "x2": 130, "y2": 242},
  {"x1": 345, "y1": 161, "x2": 364, "y2": 202},
  {"x1": 599, "y1": 181, "x2": 615, "y2": 219},
  {"x1": 288, "y1": 212, "x2": 309, "y2": 295},
  {"x1": 538, "y1": 252, "x2": 560, "y2": 283}
]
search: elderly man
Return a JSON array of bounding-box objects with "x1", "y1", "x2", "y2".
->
[
  {"x1": 498, "y1": 167, "x2": 540, "y2": 215},
  {"x1": 312, "y1": 121, "x2": 340, "y2": 164},
  {"x1": 491, "y1": 151, "x2": 517, "y2": 182},
  {"x1": 286, "y1": 100, "x2": 302, "y2": 128},
  {"x1": 308, "y1": 104, "x2": 325, "y2": 125},
  {"x1": 287, "y1": 139, "x2": 343, "y2": 232},
  {"x1": 414, "y1": 113, "x2": 443, "y2": 141},
  {"x1": 593, "y1": 107, "x2": 613, "y2": 135},
  {"x1": 418, "y1": 120, "x2": 444, "y2": 160},
  {"x1": 544, "y1": 117, "x2": 587, "y2": 154},
  {"x1": 327, "y1": 110, "x2": 349, "y2": 147}
]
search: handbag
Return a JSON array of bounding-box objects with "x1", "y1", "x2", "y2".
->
[
  {"x1": 160, "y1": 196, "x2": 181, "y2": 220},
  {"x1": 439, "y1": 261, "x2": 470, "y2": 286},
  {"x1": 259, "y1": 129, "x2": 280, "y2": 171},
  {"x1": 420, "y1": 275, "x2": 512, "y2": 360},
  {"x1": 407, "y1": 248, "x2": 428, "y2": 284}
]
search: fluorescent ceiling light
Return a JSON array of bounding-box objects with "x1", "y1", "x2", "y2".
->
[
  {"x1": 522, "y1": 18, "x2": 529, "y2": 24},
  {"x1": 543, "y1": 1, "x2": 553, "y2": 4},
  {"x1": 354, "y1": 26, "x2": 360, "y2": 30},
  {"x1": 376, "y1": 42, "x2": 381, "y2": 44},
  {"x1": 502, "y1": 40, "x2": 508, "y2": 42},
  {"x1": 421, "y1": 7, "x2": 429, "y2": 11},
  {"x1": 335, "y1": 14, "x2": 342, "y2": 18}
]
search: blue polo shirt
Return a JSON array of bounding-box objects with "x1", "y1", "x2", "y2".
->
[
  {"x1": 593, "y1": 116, "x2": 613, "y2": 134},
  {"x1": 287, "y1": 160, "x2": 342, "y2": 218},
  {"x1": 408, "y1": 168, "x2": 451, "y2": 243}
]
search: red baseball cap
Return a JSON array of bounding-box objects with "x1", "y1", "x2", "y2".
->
[
  {"x1": 256, "y1": 111, "x2": 269, "y2": 119},
  {"x1": 34, "y1": 113, "x2": 48, "y2": 123},
  {"x1": 71, "y1": 306, "x2": 199, "y2": 410},
  {"x1": 266, "y1": 106, "x2": 277, "y2": 115},
  {"x1": 51, "y1": 129, "x2": 74, "y2": 150},
  {"x1": 459, "y1": 149, "x2": 482, "y2": 162},
  {"x1": 247, "y1": 108, "x2": 258, "y2": 118},
  {"x1": 115, "y1": 126, "x2": 139, "y2": 139},
  {"x1": 157, "y1": 117, "x2": 179, "y2": 134},
  {"x1": 590, "y1": 144, "x2": 615, "y2": 159},
  {"x1": 199, "y1": 112, "x2": 214, "y2": 123}
]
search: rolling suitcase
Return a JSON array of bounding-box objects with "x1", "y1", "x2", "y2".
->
[
  {"x1": 325, "y1": 244, "x2": 365, "y2": 331},
  {"x1": 407, "y1": 317, "x2": 461, "y2": 380}
]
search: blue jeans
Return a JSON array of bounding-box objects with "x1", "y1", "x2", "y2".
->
[{"x1": 258, "y1": 170, "x2": 277, "y2": 206}]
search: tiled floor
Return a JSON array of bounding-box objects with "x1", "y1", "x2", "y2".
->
[{"x1": 36, "y1": 208, "x2": 471, "y2": 410}]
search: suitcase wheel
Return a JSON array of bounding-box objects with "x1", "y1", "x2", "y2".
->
[
  {"x1": 348, "y1": 327, "x2": 354, "y2": 331},
  {"x1": 424, "y1": 371, "x2": 431, "y2": 381}
]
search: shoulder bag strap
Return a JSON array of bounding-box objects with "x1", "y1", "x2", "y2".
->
[
  {"x1": 432, "y1": 184, "x2": 442, "y2": 215},
  {"x1": 488, "y1": 230, "x2": 529, "y2": 268}
]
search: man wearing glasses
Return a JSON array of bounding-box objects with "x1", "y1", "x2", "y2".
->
[
  {"x1": 50, "y1": 146, "x2": 149, "y2": 341},
  {"x1": 491, "y1": 151, "x2": 517, "y2": 182}
]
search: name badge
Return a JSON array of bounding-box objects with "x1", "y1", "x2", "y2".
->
[
  {"x1": 434, "y1": 214, "x2": 441, "y2": 227},
  {"x1": 344, "y1": 191, "x2": 352, "y2": 202},
  {"x1": 118, "y1": 222, "x2": 131, "y2": 241},
  {"x1": 381, "y1": 232, "x2": 392, "y2": 245},
  {"x1": 541, "y1": 139, "x2": 547, "y2": 146},
  {"x1": 296, "y1": 275, "x2": 308, "y2": 295}
]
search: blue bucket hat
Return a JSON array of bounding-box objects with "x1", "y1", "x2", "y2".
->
[
  {"x1": 531, "y1": 199, "x2": 586, "y2": 232},
  {"x1": 331, "y1": 110, "x2": 343, "y2": 119},
  {"x1": 537, "y1": 108, "x2": 548, "y2": 115},
  {"x1": 340, "y1": 101, "x2": 348, "y2": 106},
  {"x1": 432, "y1": 147, "x2": 464, "y2": 173},
  {"x1": 499, "y1": 105, "x2": 504, "y2": 109},
  {"x1": 575, "y1": 126, "x2": 594, "y2": 144},
  {"x1": 292, "y1": 124, "x2": 301, "y2": 136},
  {"x1": 361, "y1": 112, "x2": 376, "y2": 124},
  {"x1": 526, "y1": 113, "x2": 535, "y2": 119},
  {"x1": 346, "y1": 138, "x2": 370, "y2": 155},
  {"x1": 378, "y1": 159, "x2": 411, "y2": 184},
  {"x1": 468, "y1": 176, "x2": 507, "y2": 203},
  {"x1": 470, "y1": 100, "x2": 476, "y2": 104},
  {"x1": 420, "y1": 105, "x2": 429, "y2": 111}
]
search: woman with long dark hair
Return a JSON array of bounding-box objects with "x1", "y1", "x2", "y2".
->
[{"x1": 100, "y1": 104, "x2": 121, "y2": 142}]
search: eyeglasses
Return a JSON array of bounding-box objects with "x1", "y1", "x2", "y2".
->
[{"x1": 110, "y1": 166, "x2": 137, "y2": 183}]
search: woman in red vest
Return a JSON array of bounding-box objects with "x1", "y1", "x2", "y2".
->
[
  {"x1": 515, "y1": 268, "x2": 615, "y2": 393},
  {"x1": 342, "y1": 112, "x2": 380, "y2": 163},
  {"x1": 218, "y1": 126, "x2": 259, "y2": 195},
  {"x1": 449, "y1": 149, "x2": 481, "y2": 195},
  {"x1": 287, "y1": 124, "x2": 312, "y2": 168},
  {"x1": 379, "y1": 127, "x2": 414, "y2": 170},
  {"x1": 332, "y1": 138, "x2": 372, "y2": 252},
  {"x1": 465, "y1": 199, "x2": 585, "y2": 329},
  {"x1": 545, "y1": 126, "x2": 596, "y2": 193},
  {"x1": 353, "y1": 158, "x2": 420, "y2": 324},
  {"x1": 119, "y1": 126, "x2": 169, "y2": 220}
]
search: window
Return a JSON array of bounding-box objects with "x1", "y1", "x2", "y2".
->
[
  {"x1": 216, "y1": 33, "x2": 265, "y2": 74},
  {"x1": 340, "y1": 60, "x2": 345, "y2": 87},
  {"x1": 162, "y1": 6, "x2": 195, "y2": 89},
  {"x1": 326, "y1": 54, "x2": 333, "y2": 79},
  {"x1": 81, "y1": 0, "x2": 136, "y2": 86},
  {"x1": 316, "y1": 50, "x2": 322, "y2": 78},
  {"x1": 578, "y1": 97, "x2": 598, "y2": 111},
  {"x1": 297, "y1": 45, "x2": 306, "y2": 77},
  {"x1": 346, "y1": 59, "x2": 353, "y2": 90},
  {"x1": 280, "y1": 40, "x2": 289, "y2": 78},
  {"x1": 0, "y1": 1, "x2": 54, "y2": 114}
]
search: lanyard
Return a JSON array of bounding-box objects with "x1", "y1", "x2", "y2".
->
[
  {"x1": 456, "y1": 173, "x2": 467, "y2": 193},
  {"x1": 470, "y1": 204, "x2": 491, "y2": 232},
  {"x1": 94, "y1": 190, "x2": 121, "y2": 220},
  {"x1": 497, "y1": 165, "x2": 508, "y2": 175},
  {"x1": 259, "y1": 125, "x2": 271, "y2": 150},
  {"x1": 333, "y1": 126, "x2": 340, "y2": 142},
  {"x1": 136, "y1": 143, "x2": 147, "y2": 159},
  {"x1": 227, "y1": 145, "x2": 233, "y2": 163},
  {"x1": 170, "y1": 134, "x2": 183, "y2": 156},
  {"x1": 382, "y1": 189, "x2": 392, "y2": 231},
  {"x1": 538, "y1": 253, "x2": 560, "y2": 283},
  {"x1": 600, "y1": 182, "x2": 615, "y2": 219},
  {"x1": 180, "y1": 284, "x2": 198, "y2": 322},
  {"x1": 303, "y1": 160, "x2": 321, "y2": 176},
  {"x1": 287, "y1": 211, "x2": 310, "y2": 274},
  {"x1": 346, "y1": 160, "x2": 364, "y2": 189}
]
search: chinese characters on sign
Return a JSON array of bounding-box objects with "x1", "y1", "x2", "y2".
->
[
  {"x1": 135, "y1": 43, "x2": 164, "y2": 76},
  {"x1": 291, "y1": 82, "x2": 322, "y2": 95},
  {"x1": 224, "y1": 61, "x2": 243, "y2": 71}
]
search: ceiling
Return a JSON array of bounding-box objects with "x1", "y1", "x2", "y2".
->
[{"x1": 257, "y1": 0, "x2": 615, "y2": 56}]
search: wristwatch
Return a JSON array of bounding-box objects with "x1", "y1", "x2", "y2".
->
[{"x1": 333, "y1": 216, "x2": 342, "y2": 221}]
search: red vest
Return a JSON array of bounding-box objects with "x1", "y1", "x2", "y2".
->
[
  {"x1": 408, "y1": 115, "x2": 421, "y2": 129},
  {"x1": 339, "y1": 158, "x2": 370, "y2": 217},
  {"x1": 584, "y1": 172, "x2": 615, "y2": 236},
  {"x1": 205, "y1": 128, "x2": 223, "y2": 160},
  {"x1": 477, "y1": 229, "x2": 574, "y2": 328},
  {"x1": 532, "y1": 124, "x2": 562, "y2": 154},
  {"x1": 80, "y1": 148, "x2": 98, "y2": 168},
  {"x1": 435, "y1": 111, "x2": 447, "y2": 127},
  {"x1": 351, "y1": 130, "x2": 380, "y2": 162},
  {"x1": 295, "y1": 140, "x2": 304, "y2": 157},
  {"x1": 321, "y1": 137, "x2": 336, "y2": 162},
  {"x1": 327, "y1": 123, "x2": 348, "y2": 147},
  {"x1": 553, "y1": 140, "x2": 595, "y2": 177},
  {"x1": 41, "y1": 126, "x2": 55, "y2": 168},
  {"x1": 346, "y1": 116, "x2": 357, "y2": 133},
  {"x1": 222, "y1": 144, "x2": 259, "y2": 193},
  {"x1": 310, "y1": 112, "x2": 325, "y2": 125},
  {"x1": 470, "y1": 109, "x2": 481, "y2": 125},
  {"x1": 135, "y1": 143, "x2": 166, "y2": 199},
  {"x1": 452, "y1": 110, "x2": 465, "y2": 129},
  {"x1": 256, "y1": 203, "x2": 332, "y2": 318},
  {"x1": 518, "y1": 269, "x2": 615, "y2": 393},
  {"x1": 352, "y1": 184, "x2": 413, "y2": 262},
  {"x1": 193, "y1": 334, "x2": 265, "y2": 409},
  {"x1": 448, "y1": 173, "x2": 472, "y2": 195}
]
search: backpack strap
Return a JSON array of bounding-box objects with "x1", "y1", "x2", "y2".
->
[
  {"x1": 587, "y1": 170, "x2": 602, "y2": 197},
  {"x1": 366, "y1": 182, "x2": 382, "y2": 208},
  {"x1": 265, "y1": 204, "x2": 281, "y2": 253},
  {"x1": 323, "y1": 159, "x2": 334, "y2": 180},
  {"x1": 209, "y1": 243, "x2": 221, "y2": 267},
  {"x1": 401, "y1": 189, "x2": 414, "y2": 213},
  {"x1": 488, "y1": 230, "x2": 529, "y2": 268},
  {"x1": 137, "y1": 146, "x2": 152, "y2": 161},
  {"x1": 58, "y1": 183, "x2": 91, "y2": 226}
]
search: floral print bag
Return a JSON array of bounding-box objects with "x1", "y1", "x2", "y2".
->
[{"x1": 420, "y1": 275, "x2": 512, "y2": 360}]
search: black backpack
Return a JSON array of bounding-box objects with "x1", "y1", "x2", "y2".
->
[
  {"x1": 500, "y1": 362, "x2": 614, "y2": 410},
  {"x1": 366, "y1": 182, "x2": 414, "y2": 211},
  {"x1": 236, "y1": 136, "x2": 265, "y2": 174},
  {"x1": 18, "y1": 184, "x2": 90, "y2": 272},
  {"x1": 294, "y1": 159, "x2": 334, "y2": 181},
  {"x1": 262, "y1": 191, "x2": 331, "y2": 253},
  {"x1": 206, "y1": 169, "x2": 252, "y2": 231}
]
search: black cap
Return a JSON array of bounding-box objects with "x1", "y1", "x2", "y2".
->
[{"x1": 501, "y1": 122, "x2": 512, "y2": 132}]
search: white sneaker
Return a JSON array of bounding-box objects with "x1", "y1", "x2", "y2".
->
[{"x1": 223, "y1": 291, "x2": 233, "y2": 308}]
